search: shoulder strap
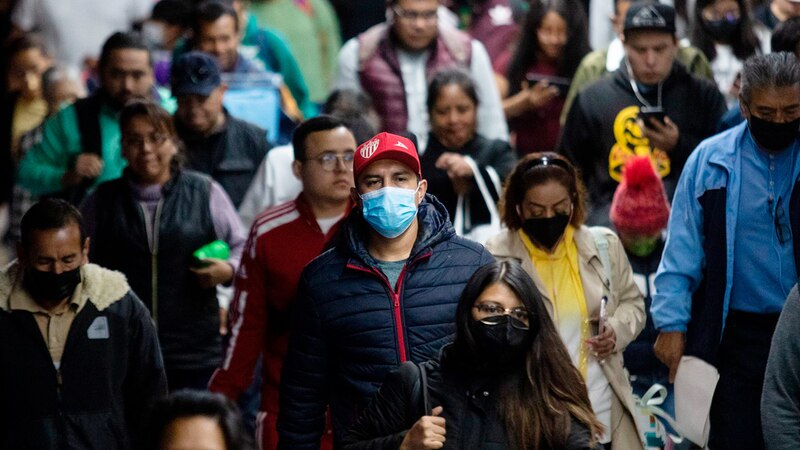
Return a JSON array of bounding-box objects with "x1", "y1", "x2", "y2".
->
[
  {"x1": 74, "y1": 94, "x2": 104, "y2": 156},
  {"x1": 418, "y1": 362, "x2": 430, "y2": 416},
  {"x1": 590, "y1": 227, "x2": 613, "y2": 293}
]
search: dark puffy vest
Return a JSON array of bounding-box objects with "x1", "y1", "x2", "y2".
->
[
  {"x1": 90, "y1": 170, "x2": 220, "y2": 370},
  {"x1": 357, "y1": 23, "x2": 472, "y2": 134}
]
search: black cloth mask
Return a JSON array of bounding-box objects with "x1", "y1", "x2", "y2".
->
[
  {"x1": 748, "y1": 114, "x2": 800, "y2": 152},
  {"x1": 522, "y1": 214, "x2": 570, "y2": 250},
  {"x1": 469, "y1": 316, "x2": 532, "y2": 368},
  {"x1": 702, "y1": 18, "x2": 740, "y2": 41},
  {"x1": 24, "y1": 266, "x2": 81, "y2": 303}
]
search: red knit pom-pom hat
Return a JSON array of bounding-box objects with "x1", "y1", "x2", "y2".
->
[{"x1": 610, "y1": 156, "x2": 670, "y2": 236}]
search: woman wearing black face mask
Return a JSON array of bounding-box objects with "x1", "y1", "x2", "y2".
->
[
  {"x1": 690, "y1": 0, "x2": 769, "y2": 107},
  {"x1": 485, "y1": 153, "x2": 645, "y2": 450},
  {"x1": 343, "y1": 260, "x2": 604, "y2": 450}
]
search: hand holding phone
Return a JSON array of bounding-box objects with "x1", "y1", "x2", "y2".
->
[
  {"x1": 526, "y1": 73, "x2": 572, "y2": 96},
  {"x1": 638, "y1": 105, "x2": 666, "y2": 125},
  {"x1": 598, "y1": 296, "x2": 608, "y2": 336}
]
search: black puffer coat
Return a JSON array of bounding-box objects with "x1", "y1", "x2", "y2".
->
[{"x1": 277, "y1": 195, "x2": 495, "y2": 449}]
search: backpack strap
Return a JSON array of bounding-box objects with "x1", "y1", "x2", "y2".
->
[
  {"x1": 74, "y1": 94, "x2": 104, "y2": 156},
  {"x1": 590, "y1": 227, "x2": 613, "y2": 294},
  {"x1": 401, "y1": 361, "x2": 430, "y2": 420}
]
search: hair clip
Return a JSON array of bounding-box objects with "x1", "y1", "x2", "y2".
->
[{"x1": 526, "y1": 156, "x2": 571, "y2": 172}]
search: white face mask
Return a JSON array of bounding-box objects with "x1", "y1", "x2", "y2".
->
[{"x1": 142, "y1": 22, "x2": 166, "y2": 49}]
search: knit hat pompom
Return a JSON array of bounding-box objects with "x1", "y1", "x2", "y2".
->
[{"x1": 610, "y1": 156, "x2": 670, "y2": 236}]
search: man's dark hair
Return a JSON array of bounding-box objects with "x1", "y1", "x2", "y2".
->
[
  {"x1": 98, "y1": 31, "x2": 151, "y2": 69},
  {"x1": 193, "y1": 0, "x2": 239, "y2": 37},
  {"x1": 151, "y1": 0, "x2": 193, "y2": 27},
  {"x1": 772, "y1": 17, "x2": 800, "y2": 54},
  {"x1": 740, "y1": 52, "x2": 800, "y2": 103},
  {"x1": 144, "y1": 390, "x2": 254, "y2": 450},
  {"x1": 20, "y1": 199, "x2": 87, "y2": 249},
  {"x1": 322, "y1": 89, "x2": 378, "y2": 145},
  {"x1": 292, "y1": 115, "x2": 348, "y2": 161}
]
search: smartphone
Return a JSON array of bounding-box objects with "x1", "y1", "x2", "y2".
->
[
  {"x1": 598, "y1": 296, "x2": 608, "y2": 335},
  {"x1": 638, "y1": 105, "x2": 666, "y2": 124},
  {"x1": 526, "y1": 73, "x2": 572, "y2": 96}
]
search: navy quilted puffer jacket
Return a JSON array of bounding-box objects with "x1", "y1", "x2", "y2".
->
[{"x1": 277, "y1": 195, "x2": 495, "y2": 449}]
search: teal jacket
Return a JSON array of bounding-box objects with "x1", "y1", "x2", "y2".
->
[{"x1": 17, "y1": 99, "x2": 127, "y2": 197}]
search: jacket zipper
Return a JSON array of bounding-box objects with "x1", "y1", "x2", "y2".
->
[
  {"x1": 141, "y1": 200, "x2": 164, "y2": 325},
  {"x1": 345, "y1": 251, "x2": 432, "y2": 364}
]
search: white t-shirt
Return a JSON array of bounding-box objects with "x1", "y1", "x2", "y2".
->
[{"x1": 13, "y1": 0, "x2": 152, "y2": 72}]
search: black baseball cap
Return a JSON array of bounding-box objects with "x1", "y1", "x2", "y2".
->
[
  {"x1": 624, "y1": 2, "x2": 676, "y2": 35},
  {"x1": 170, "y1": 51, "x2": 222, "y2": 97}
]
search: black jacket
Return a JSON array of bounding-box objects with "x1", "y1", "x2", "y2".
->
[
  {"x1": 342, "y1": 347, "x2": 600, "y2": 450},
  {"x1": 558, "y1": 62, "x2": 727, "y2": 226},
  {"x1": 88, "y1": 169, "x2": 221, "y2": 371},
  {"x1": 421, "y1": 133, "x2": 517, "y2": 232},
  {"x1": 277, "y1": 195, "x2": 495, "y2": 449},
  {"x1": 178, "y1": 111, "x2": 270, "y2": 208},
  {"x1": 0, "y1": 263, "x2": 167, "y2": 450}
]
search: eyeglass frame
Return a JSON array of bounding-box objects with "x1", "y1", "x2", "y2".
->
[
  {"x1": 472, "y1": 304, "x2": 530, "y2": 329},
  {"x1": 304, "y1": 151, "x2": 355, "y2": 172},
  {"x1": 392, "y1": 5, "x2": 438, "y2": 22},
  {"x1": 122, "y1": 132, "x2": 170, "y2": 150}
]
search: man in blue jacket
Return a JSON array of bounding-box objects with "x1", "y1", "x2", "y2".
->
[
  {"x1": 277, "y1": 132, "x2": 495, "y2": 449},
  {"x1": 652, "y1": 52, "x2": 800, "y2": 450}
]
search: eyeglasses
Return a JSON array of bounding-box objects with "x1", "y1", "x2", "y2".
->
[
  {"x1": 392, "y1": 6, "x2": 438, "y2": 22},
  {"x1": 307, "y1": 151, "x2": 354, "y2": 172},
  {"x1": 122, "y1": 133, "x2": 169, "y2": 150},
  {"x1": 701, "y1": 10, "x2": 740, "y2": 22},
  {"x1": 771, "y1": 196, "x2": 791, "y2": 245},
  {"x1": 473, "y1": 304, "x2": 530, "y2": 329}
]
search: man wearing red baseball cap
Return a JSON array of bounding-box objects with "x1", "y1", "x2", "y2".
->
[{"x1": 278, "y1": 132, "x2": 494, "y2": 449}]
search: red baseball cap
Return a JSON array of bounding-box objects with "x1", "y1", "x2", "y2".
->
[{"x1": 353, "y1": 132, "x2": 422, "y2": 182}]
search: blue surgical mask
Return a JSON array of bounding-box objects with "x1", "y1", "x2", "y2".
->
[{"x1": 360, "y1": 185, "x2": 419, "y2": 238}]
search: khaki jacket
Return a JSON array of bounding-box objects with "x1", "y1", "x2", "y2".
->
[{"x1": 486, "y1": 226, "x2": 645, "y2": 450}]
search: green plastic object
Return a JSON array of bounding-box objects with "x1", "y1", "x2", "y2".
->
[{"x1": 192, "y1": 240, "x2": 230, "y2": 267}]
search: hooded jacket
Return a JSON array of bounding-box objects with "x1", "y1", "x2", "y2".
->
[
  {"x1": 558, "y1": 62, "x2": 727, "y2": 226},
  {"x1": 277, "y1": 195, "x2": 495, "y2": 449},
  {"x1": 0, "y1": 262, "x2": 167, "y2": 450}
]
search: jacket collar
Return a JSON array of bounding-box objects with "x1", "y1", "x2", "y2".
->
[
  {"x1": 341, "y1": 194, "x2": 455, "y2": 268},
  {"x1": 1, "y1": 262, "x2": 130, "y2": 312}
]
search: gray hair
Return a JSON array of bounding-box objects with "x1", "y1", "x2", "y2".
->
[{"x1": 740, "y1": 52, "x2": 800, "y2": 103}]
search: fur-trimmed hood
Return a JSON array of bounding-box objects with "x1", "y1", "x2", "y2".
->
[{"x1": 0, "y1": 262, "x2": 131, "y2": 312}]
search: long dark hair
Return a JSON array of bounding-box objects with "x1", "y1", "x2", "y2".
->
[
  {"x1": 453, "y1": 261, "x2": 603, "y2": 449},
  {"x1": 690, "y1": 0, "x2": 760, "y2": 61},
  {"x1": 506, "y1": 0, "x2": 590, "y2": 96}
]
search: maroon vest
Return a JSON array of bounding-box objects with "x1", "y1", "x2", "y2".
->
[{"x1": 358, "y1": 23, "x2": 472, "y2": 134}]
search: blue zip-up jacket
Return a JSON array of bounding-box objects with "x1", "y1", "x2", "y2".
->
[
  {"x1": 277, "y1": 195, "x2": 495, "y2": 449},
  {"x1": 652, "y1": 121, "x2": 800, "y2": 364}
]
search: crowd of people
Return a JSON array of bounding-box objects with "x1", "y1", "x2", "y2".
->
[{"x1": 2, "y1": 0, "x2": 800, "y2": 449}]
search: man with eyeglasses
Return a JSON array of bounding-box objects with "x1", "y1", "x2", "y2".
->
[
  {"x1": 277, "y1": 131, "x2": 494, "y2": 449},
  {"x1": 332, "y1": 0, "x2": 508, "y2": 150},
  {"x1": 652, "y1": 52, "x2": 800, "y2": 450},
  {"x1": 171, "y1": 51, "x2": 270, "y2": 208},
  {"x1": 17, "y1": 31, "x2": 157, "y2": 205},
  {"x1": 209, "y1": 115, "x2": 356, "y2": 450}
]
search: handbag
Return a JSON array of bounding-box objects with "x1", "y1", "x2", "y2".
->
[{"x1": 453, "y1": 156, "x2": 502, "y2": 244}]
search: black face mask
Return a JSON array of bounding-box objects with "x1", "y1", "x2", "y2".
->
[
  {"x1": 702, "y1": 18, "x2": 740, "y2": 41},
  {"x1": 469, "y1": 316, "x2": 533, "y2": 368},
  {"x1": 24, "y1": 267, "x2": 81, "y2": 303},
  {"x1": 748, "y1": 114, "x2": 800, "y2": 152},
  {"x1": 521, "y1": 214, "x2": 570, "y2": 250}
]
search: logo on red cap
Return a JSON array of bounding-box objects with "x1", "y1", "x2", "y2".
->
[{"x1": 360, "y1": 138, "x2": 381, "y2": 159}]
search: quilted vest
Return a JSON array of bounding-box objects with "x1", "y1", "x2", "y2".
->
[{"x1": 357, "y1": 23, "x2": 472, "y2": 134}]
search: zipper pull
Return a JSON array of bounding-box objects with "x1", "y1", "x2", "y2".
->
[{"x1": 56, "y1": 369, "x2": 63, "y2": 387}]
